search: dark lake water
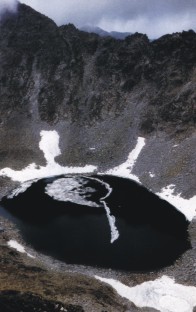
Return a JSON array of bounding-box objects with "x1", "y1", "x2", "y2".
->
[{"x1": 0, "y1": 175, "x2": 191, "y2": 272}]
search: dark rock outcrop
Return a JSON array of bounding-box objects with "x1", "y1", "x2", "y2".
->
[{"x1": 0, "y1": 291, "x2": 84, "y2": 312}]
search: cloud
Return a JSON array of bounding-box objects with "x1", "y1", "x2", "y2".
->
[
  {"x1": 99, "y1": 12, "x2": 196, "y2": 39},
  {"x1": 19, "y1": 0, "x2": 196, "y2": 38},
  {"x1": 0, "y1": 0, "x2": 18, "y2": 17}
]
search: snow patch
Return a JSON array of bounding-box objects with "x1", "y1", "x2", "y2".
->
[
  {"x1": 39, "y1": 130, "x2": 61, "y2": 165},
  {"x1": 8, "y1": 240, "x2": 35, "y2": 258},
  {"x1": 95, "y1": 275, "x2": 196, "y2": 312},
  {"x1": 104, "y1": 136, "x2": 195, "y2": 223},
  {"x1": 0, "y1": 131, "x2": 97, "y2": 194},
  {"x1": 156, "y1": 184, "x2": 196, "y2": 221},
  {"x1": 8, "y1": 240, "x2": 25, "y2": 253},
  {"x1": 105, "y1": 137, "x2": 145, "y2": 182}
]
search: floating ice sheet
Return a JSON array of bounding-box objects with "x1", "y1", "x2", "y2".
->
[{"x1": 45, "y1": 177, "x2": 100, "y2": 207}]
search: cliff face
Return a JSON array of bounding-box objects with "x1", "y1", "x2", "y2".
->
[
  {"x1": 0, "y1": 3, "x2": 195, "y2": 197},
  {"x1": 1, "y1": 4, "x2": 196, "y2": 127}
]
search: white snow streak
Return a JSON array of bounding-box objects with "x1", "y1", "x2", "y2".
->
[
  {"x1": 8, "y1": 240, "x2": 35, "y2": 258},
  {"x1": 95, "y1": 275, "x2": 196, "y2": 312},
  {"x1": 87, "y1": 176, "x2": 119, "y2": 243},
  {"x1": 104, "y1": 136, "x2": 196, "y2": 222},
  {"x1": 157, "y1": 184, "x2": 196, "y2": 221},
  {"x1": 8, "y1": 240, "x2": 25, "y2": 253},
  {"x1": 105, "y1": 137, "x2": 145, "y2": 182},
  {"x1": 39, "y1": 130, "x2": 61, "y2": 165}
]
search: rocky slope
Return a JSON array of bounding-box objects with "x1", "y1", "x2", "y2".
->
[
  {"x1": 0, "y1": 3, "x2": 196, "y2": 311},
  {"x1": 0, "y1": 3, "x2": 195, "y2": 195}
]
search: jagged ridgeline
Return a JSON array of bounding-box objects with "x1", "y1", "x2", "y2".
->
[{"x1": 0, "y1": 3, "x2": 195, "y2": 129}]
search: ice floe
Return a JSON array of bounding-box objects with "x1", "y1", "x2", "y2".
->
[
  {"x1": 87, "y1": 176, "x2": 119, "y2": 244},
  {"x1": 45, "y1": 177, "x2": 100, "y2": 207}
]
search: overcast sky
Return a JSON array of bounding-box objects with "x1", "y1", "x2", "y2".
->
[{"x1": 1, "y1": 0, "x2": 196, "y2": 38}]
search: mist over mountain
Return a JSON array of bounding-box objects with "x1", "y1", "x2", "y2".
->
[
  {"x1": 80, "y1": 25, "x2": 132, "y2": 39},
  {"x1": 0, "y1": 0, "x2": 18, "y2": 18},
  {"x1": 19, "y1": 0, "x2": 196, "y2": 38}
]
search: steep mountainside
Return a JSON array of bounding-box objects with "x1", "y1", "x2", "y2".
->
[{"x1": 0, "y1": 3, "x2": 195, "y2": 196}]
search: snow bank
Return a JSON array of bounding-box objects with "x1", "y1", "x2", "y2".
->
[
  {"x1": 0, "y1": 130, "x2": 97, "y2": 194},
  {"x1": 95, "y1": 275, "x2": 196, "y2": 312},
  {"x1": 8, "y1": 240, "x2": 35, "y2": 258},
  {"x1": 157, "y1": 185, "x2": 196, "y2": 221},
  {"x1": 105, "y1": 137, "x2": 145, "y2": 182}
]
